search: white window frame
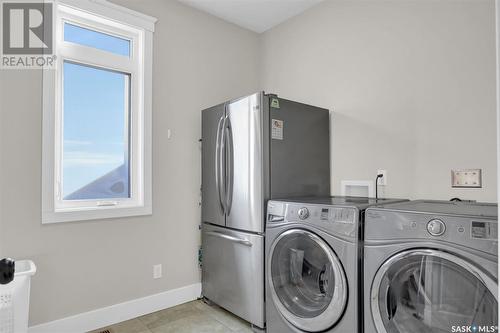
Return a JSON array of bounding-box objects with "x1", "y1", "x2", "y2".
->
[{"x1": 42, "y1": 0, "x2": 156, "y2": 223}]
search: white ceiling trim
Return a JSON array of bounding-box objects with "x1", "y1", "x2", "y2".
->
[{"x1": 177, "y1": 0, "x2": 324, "y2": 33}]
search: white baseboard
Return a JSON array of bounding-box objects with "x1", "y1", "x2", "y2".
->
[{"x1": 28, "y1": 283, "x2": 202, "y2": 333}]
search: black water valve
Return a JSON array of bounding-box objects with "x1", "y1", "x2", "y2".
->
[{"x1": 0, "y1": 258, "x2": 15, "y2": 285}]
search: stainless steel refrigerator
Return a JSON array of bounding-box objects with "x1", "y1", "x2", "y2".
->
[{"x1": 201, "y1": 92, "x2": 330, "y2": 329}]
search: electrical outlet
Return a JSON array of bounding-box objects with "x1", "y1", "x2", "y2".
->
[
  {"x1": 377, "y1": 170, "x2": 387, "y2": 186},
  {"x1": 451, "y1": 169, "x2": 482, "y2": 188},
  {"x1": 153, "y1": 264, "x2": 162, "y2": 279}
]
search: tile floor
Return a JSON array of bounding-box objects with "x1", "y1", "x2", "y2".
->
[{"x1": 89, "y1": 300, "x2": 254, "y2": 333}]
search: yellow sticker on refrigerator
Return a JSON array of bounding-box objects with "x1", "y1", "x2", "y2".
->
[
  {"x1": 272, "y1": 119, "x2": 283, "y2": 140},
  {"x1": 270, "y1": 98, "x2": 280, "y2": 108}
]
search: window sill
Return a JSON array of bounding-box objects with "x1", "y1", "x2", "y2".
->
[{"x1": 42, "y1": 205, "x2": 152, "y2": 224}]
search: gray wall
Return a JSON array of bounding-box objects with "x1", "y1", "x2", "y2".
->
[
  {"x1": 260, "y1": 0, "x2": 497, "y2": 202},
  {"x1": 0, "y1": 0, "x2": 259, "y2": 325}
]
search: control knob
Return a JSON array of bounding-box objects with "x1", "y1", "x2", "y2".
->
[
  {"x1": 298, "y1": 208, "x2": 309, "y2": 220},
  {"x1": 427, "y1": 219, "x2": 446, "y2": 236}
]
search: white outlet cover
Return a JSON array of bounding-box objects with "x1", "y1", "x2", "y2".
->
[
  {"x1": 153, "y1": 264, "x2": 162, "y2": 279},
  {"x1": 377, "y1": 170, "x2": 387, "y2": 186},
  {"x1": 451, "y1": 169, "x2": 482, "y2": 188}
]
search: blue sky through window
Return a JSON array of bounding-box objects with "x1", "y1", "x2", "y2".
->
[
  {"x1": 62, "y1": 61, "x2": 130, "y2": 199},
  {"x1": 64, "y1": 23, "x2": 130, "y2": 57}
]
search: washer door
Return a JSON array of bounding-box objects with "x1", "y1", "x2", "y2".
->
[
  {"x1": 269, "y1": 229, "x2": 347, "y2": 332},
  {"x1": 371, "y1": 249, "x2": 498, "y2": 333}
]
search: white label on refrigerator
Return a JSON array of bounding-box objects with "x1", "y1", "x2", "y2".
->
[{"x1": 272, "y1": 119, "x2": 283, "y2": 140}]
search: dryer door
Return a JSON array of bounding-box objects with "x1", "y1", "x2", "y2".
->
[
  {"x1": 371, "y1": 249, "x2": 498, "y2": 333},
  {"x1": 268, "y1": 229, "x2": 347, "y2": 332}
]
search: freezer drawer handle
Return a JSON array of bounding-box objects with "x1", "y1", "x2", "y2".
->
[{"x1": 205, "y1": 231, "x2": 253, "y2": 247}]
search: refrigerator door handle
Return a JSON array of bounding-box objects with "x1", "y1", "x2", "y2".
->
[
  {"x1": 225, "y1": 116, "x2": 234, "y2": 215},
  {"x1": 220, "y1": 109, "x2": 229, "y2": 213},
  {"x1": 215, "y1": 113, "x2": 225, "y2": 214},
  {"x1": 205, "y1": 231, "x2": 253, "y2": 247}
]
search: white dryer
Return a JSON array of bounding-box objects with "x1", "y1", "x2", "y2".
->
[
  {"x1": 266, "y1": 197, "x2": 407, "y2": 333},
  {"x1": 364, "y1": 200, "x2": 498, "y2": 333}
]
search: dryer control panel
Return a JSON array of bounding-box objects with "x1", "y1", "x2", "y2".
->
[
  {"x1": 365, "y1": 208, "x2": 498, "y2": 255},
  {"x1": 471, "y1": 221, "x2": 498, "y2": 240}
]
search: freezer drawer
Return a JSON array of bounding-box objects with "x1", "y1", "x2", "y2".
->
[{"x1": 201, "y1": 223, "x2": 265, "y2": 328}]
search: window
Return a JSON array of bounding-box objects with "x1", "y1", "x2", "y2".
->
[
  {"x1": 42, "y1": 0, "x2": 156, "y2": 223},
  {"x1": 63, "y1": 23, "x2": 130, "y2": 56},
  {"x1": 62, "y1": 62, "x2": 130, "y2": 200}
]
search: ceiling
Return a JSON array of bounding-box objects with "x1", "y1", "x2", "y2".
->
[{"x1": 177, "y1": 0, "x2": 324, "y2": 33}]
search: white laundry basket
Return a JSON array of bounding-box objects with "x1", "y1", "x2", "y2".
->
[{"x1": 0, "y1": 261, "x2": 36, "y2": 333}]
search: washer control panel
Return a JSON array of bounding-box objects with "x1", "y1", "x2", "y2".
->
[
  {"x1": 319, "y1": 207, "x2": 356, "y2": 224},
  {"x1": 282, "y1": 206, "x2": 356, "y2": 224},
  {"x1": 267, "y1": 201, "x2": 359, "y2": 238},
  {"x1": 287, "y1": 204, "x2": 358, "y2": 238},
  {"x1": 427, "y1": 219, "x2": 446, "y2": 236}
]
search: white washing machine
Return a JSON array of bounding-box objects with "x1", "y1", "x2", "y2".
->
[
  {"x1": 266, "y1": 197, "x2": 408, "y2": 333},
  {"x1": 364, "y1": 200, "x2": 498, "y2": 333}
]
